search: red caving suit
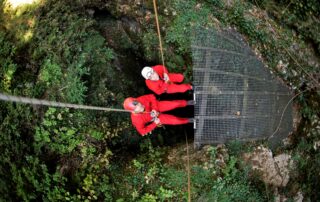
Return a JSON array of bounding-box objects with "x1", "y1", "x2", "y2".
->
[
  {"x1": 145, "y1": 65, "x2": 192, "y2": 95},
  {"x1": 130, "y1": 94, "x2": 189, "y2": 136}
]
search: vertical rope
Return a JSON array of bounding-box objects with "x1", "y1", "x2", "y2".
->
[
  {"x1": 152, "y1": 1, "x2": 191, "y2": 200},
  {"x1": 185, "y1": 132, "x2": 191, "y2": 202},
  {"x1": 153, "y1": 0, "x2": 165, "y2": 67}
]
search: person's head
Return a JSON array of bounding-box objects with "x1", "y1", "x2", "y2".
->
[
  {"x1": 123, "y1": 97, "x2": 145, "y2": 113},
  {"x1": 141, "y1": 66, "x2": 159, "y2": 81}
]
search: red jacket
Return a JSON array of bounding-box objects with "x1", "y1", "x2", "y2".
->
[
  {"x1": 130, "y1": 94, "x2": 189, "y2": 136},
  {"x1": 145, "y1": 65, "x2": 191, "y2": 95},
  {"x1": 131, "y1": 94, "x2": 159, "y2": 135},
  {"x1": 145, "y1": 65, "x2": 169, "y2": 95}
]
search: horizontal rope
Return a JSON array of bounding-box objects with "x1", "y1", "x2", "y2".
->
[{"x1": 0, "y1": 93, "x2": 131, "y2": 113}]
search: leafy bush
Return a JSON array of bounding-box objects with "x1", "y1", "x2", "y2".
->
[
  {"x1": 226, "y1": 0, "x2": 268, "y2": 45},
  {"x1": 33, "y1": 108, "x2": 84, "y2": 154},
  {"x1": 165, "y1": 0, "x2": 213, "y2": 54},
  {"x1": 0, "y1": 0, "x2": 121, "y2": 200},
  {"x1": 192, "y1": 147, "x2": 267, "y2": 201},
  {"x1": 283, "y1": 0, "x2": 320, "y2": 20},
  {"x1": 107, "y1": 142, "x2": 267, "y2": 201},
  {"x1": 1, "y1": 0, "x2": 319, "y2": 201},
  {"x1": 0, "y1": 32, "x2": 17, "y2": 92}
]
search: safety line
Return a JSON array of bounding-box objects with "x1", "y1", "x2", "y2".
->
[
  {"x1": 268, "y1": 89, "x2": 307, "y2": 140},
  {"x1": 153, "y1": 0, "x2": 165, "y2": 67},
  {"x1": 185, "y1": 131, "x2": 191, "y2": 202},
  {"x1": 248, "y1": 1, "x2": 319, "y2": 139},
  {"x1": 0, "y1": 93, "x2": 131, "y2": 113},
  {"x1": 253, "y1": 0, "x2": 320, "y2": 88},
  {"x1": 152, "y1": 1, "x2": 191, "y2": 201}
]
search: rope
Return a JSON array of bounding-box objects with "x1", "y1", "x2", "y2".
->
[
  {"x1": 253, "y1": 0, "x2": 320, "y2": 88},
  {"x1": 152, "y1": 1, "x2": 192, "y2": 200},
  {"x1": 280, "y1": 0, "x2": 294, "y2": 15},
  {"x1": 0, "y1": 93, "x2": 131, "y2": 113},
  {"x1": 284, "y1": 49, "x2": 320, "y2": 88},
  {"x1": 185, "y1": 131, "x2": 191, "y2": 202},
  {"x1": 153, "y1": 0, "x2": 165, "y2": 67},
  {"x1": 0, "y1": 2, "x2": 172, "y2": 115},
  {"x1": 152, "y1": 1, "x2": 191, "y2": 200},
  {"x1": 268, "y1": 89, "x2": 307, "y2": 140},
  {"x1": 249, "y1": 1, "x2": 319, "y2": 139}
]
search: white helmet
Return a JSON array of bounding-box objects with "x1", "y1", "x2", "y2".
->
[{"x1": 141, "y1": 66, "x2": 154, "y2": 79}]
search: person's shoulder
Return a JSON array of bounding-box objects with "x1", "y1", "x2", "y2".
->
[
  {"x1": 146, "y1": 79, "x2": 158, "y2": 84},
  {"x1": 138, "y1": 94, "x2": 155, "y2": 99},
  {"x1": 145, "y1": 93, "x2": 156, "y2": 98},
  {"x1": 146, "y1": 80, "x2": 160, "y2": 89},
  {"x1": 153, "y1": 64, "x2": 165, "y2": 70},
  {"x1": 153, "y1": 64, "x2": 164, "y2": 67},
  {"x1": 131, "y1": 112, "x2": 142, "y2": 119}
]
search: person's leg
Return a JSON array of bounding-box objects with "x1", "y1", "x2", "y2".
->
[
  {"x1": 158, "y1": 114, "x2": 189, "y2": 125},
  {"x1": 166, "y1": 83, "x2": 192, "y2": 94},
  {"x1": 158, "y1": 100, "x2": 187, "y2": 112},
  {"x1": 168, "y1": 73, "x2": 184, "y2": 83}
]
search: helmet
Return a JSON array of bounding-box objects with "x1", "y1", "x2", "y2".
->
[
  {"x1": 123, "y1": 97, "x2": 137, "y2": 111},
  {"x1": 141, "y1": 66, "x2": 153, "y2": 79}
]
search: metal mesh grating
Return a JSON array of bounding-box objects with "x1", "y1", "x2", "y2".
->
[{"x1": 192, "y1": 28, "x2": 293, "y2": 148}]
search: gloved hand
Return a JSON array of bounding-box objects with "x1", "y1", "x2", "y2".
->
[
  {"x1": 150, "y1": 110, "x2": 159, "y2": 118},
  {"x1": 163, "y1": 73, "x2": 170, "y2": 83},
  {"x1": 154, "y1": 117, "x2": 161, "y2": 125}
]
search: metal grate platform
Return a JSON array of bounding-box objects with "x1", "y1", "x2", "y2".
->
[{"x1": 192, "y1": 28, "x2": 293, "y2": 148}]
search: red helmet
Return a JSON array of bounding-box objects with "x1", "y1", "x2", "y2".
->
[{"x1": 123, "y1": 97, "x2": 137, "y2": 111}]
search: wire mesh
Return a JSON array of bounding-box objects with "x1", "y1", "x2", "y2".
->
[{"x1": 192, "y1": 28, "x2": 293, "y2": 148}]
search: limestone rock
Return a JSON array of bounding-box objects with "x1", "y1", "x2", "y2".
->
[{"x1": 243, "y1": 146, "x2": 292, "y2": 187}]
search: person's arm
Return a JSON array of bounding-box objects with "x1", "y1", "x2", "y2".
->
[
  {"x1": 146, "y1": 80, "x2": 167, "y2": 95},
  {"x1": 153, "y1": 65, "x2": 169, "y2": 77},
  {"x1": 157, "y1": 65, "x2": 170, "y2": 82},
  {"x1": 141, "y1": 94, "x2": 159, "y2": 111},
  {"x1": 132, "y1": 117, "x2": 157, "y2": 136}
]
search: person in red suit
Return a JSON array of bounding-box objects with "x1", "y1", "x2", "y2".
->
[
  {"x1": 123, "y1": 94, "x2": 194, "y2": 136},
  {"x1": 141, "y1": 65, "x2": 192, "y2": 95}
]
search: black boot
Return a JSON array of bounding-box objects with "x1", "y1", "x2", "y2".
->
[{"x1": 187, "y1": 100, "x2": 195, "y2": 105}]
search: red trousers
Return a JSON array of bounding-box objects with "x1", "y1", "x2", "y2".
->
[
  {"x1": 166, "y1": 74, "x2": 192, "y2": 94},
  {"x1": 157, "y1": 100, "x2": 189, "y2": 125},
  {"x1": 131, "y1": 94, "x2": 190, "y2": 135},
  {"x1": 146, "y1": 73, "x2": 192, "y2": 95}
]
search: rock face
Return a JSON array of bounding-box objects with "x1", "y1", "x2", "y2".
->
[
  {"x1": 274, "y1": 190, "x2": 304, "y2": 202},
  {"x1": 243, "y1": 146, "x2": 292, "y2": 187}
]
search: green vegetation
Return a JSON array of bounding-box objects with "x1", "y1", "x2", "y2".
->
[
  {"x1": 0, "y1": 0, "x2": 319, "y2": 201},
  {"x1": 0, "y1": 0, "x2": 125, "y2": 200},
  {"x1": 107, "y1": 140, "x2": 267, "y2": 201}
]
